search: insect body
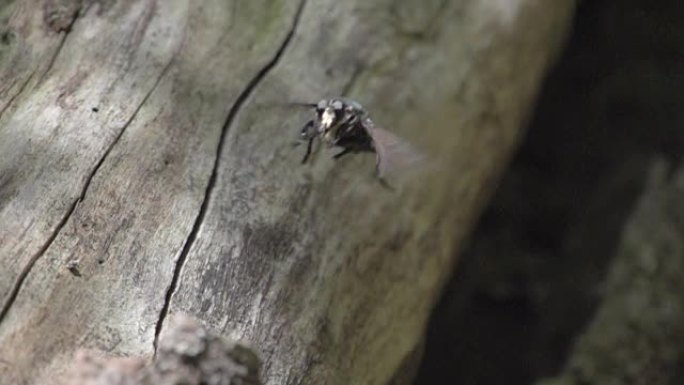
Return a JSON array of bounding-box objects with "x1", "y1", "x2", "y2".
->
[{"x1": 298, "y1": 98, "x2": 424, "y2": 181}]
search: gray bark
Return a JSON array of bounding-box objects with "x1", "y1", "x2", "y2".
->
[{"x1": 0, "y1": 0, "x2": 575, "y2": 384}]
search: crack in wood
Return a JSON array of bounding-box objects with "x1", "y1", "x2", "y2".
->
[
  {"x1": 0, "y1": 68, "x2": 37, "y2": 123},
  {"x1": 152, "y1": 0, "x2": 309, "y2": 351},
  {"x1": 0, "y1": 4, "x2": 82, "y2": 120},
  {"x1": 0, "y1": 2, "x2": 83, "y2": 121},
  {"x1": 37, "y1": 0, "x2": 84, "y2": 86},
  {"x1": 37, "y1": 31, "x2": 70, "y2": 86},
  {"x1": 45, "y1": 0, "x2": 83, "y2": 32},
  {"x1": 0, "y1": 57, "x2": 175, "y2": 327}
]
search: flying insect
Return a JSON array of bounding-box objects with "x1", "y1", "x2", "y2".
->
[{"x1": 296, "y1": 98, "x2": 425, "y2": 181}]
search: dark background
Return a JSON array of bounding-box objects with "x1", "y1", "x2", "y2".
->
[{"x1": 415, "y1": 0, "x2": 684, "y2": 383}]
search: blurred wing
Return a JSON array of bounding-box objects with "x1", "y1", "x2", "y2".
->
[{"x1": 367, "y1": 125, "x2": 427, "y2": 179}]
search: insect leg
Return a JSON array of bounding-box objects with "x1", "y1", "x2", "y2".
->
[{"x1": 301, "y1": 138, "x2": 314, "y2": 164}]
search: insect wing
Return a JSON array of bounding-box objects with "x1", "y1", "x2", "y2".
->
[{"x1": 367, "y1": 125, "x2": 426, "y2": 179}]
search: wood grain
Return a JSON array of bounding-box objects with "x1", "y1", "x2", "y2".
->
[{"x1": 0, "y1": 0, "x2": 575, "y2": 384}]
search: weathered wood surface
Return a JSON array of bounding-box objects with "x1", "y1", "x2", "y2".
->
[
  {"x1": 59, "y1": 314, "x2": 262, "y2": 385},
  {"x1": 0, "y1": 0, "x2": 574, "y2": 384}
]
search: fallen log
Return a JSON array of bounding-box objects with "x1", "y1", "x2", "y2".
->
[{"x1": 0, "y1": 0, "x2": 574, "y2": 383}]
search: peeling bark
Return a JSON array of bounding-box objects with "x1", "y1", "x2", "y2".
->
[{"x1": 60, "y1": 314, "x2": 261, "y2": 385}]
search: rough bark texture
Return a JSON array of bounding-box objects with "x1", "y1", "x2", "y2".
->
[
  {"x1": 60, "y1": 314, "x2": 262, "y2": 385},
  {"x1": 0, "y1": 0, "x2": 574, "y2": 384}
]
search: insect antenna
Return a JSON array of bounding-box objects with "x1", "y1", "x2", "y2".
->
[{"x1": 269, "y1": 101, "x2": 317, "y2": 109}]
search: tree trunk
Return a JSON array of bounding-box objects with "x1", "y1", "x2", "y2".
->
[{"x1": 0, "y1": 0, "x2": 575, "y2": 384}]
